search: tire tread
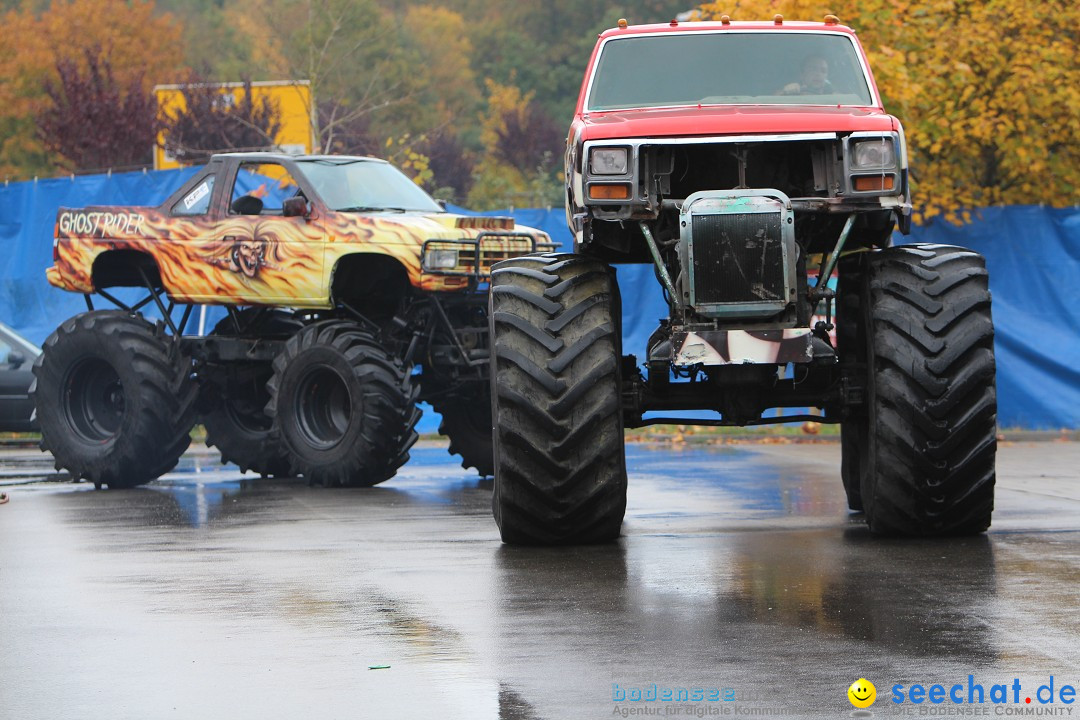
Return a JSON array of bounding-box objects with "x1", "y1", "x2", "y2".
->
[
  {"x1": 862, "y1": 244, "x2": 997, "y2": 535},
  {"x1": 490, "y1": 253, "x2": 626, "y2": 545}
]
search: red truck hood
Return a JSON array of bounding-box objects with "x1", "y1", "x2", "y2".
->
[{"x1": 578, "y1": 105, "x2": 895, "y2": 141}]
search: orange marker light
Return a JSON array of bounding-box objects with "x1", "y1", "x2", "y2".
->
[
  {"x1": 853, "y1": 176, "x2": 895, "y2": 192},
  {"x1": 774, "y1": 14, "x2": 783, "y2": 25},
  {"x1": 617, "y1": 18, "x2": 627, "y2": 28},
  {"x1": 824, "y1": 14, "x2": 840, "y2": 25},
  {"x1": 721, "y1": 14, "x2": 731, "y2": 25},
  {"x1": 589, "y1": 184, "x2": 631, "y2": 200}
]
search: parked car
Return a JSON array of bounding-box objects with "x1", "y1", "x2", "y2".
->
[{"x1": 0, "y1": 322, "x2": 41, "y2": 431}]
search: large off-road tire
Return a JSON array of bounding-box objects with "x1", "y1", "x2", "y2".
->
[
  {"x1": 489, "y1": 253, "x2": 627, "y2": 545},
  {"x1": 266, "y1": 321, "x2": 420, "y2": 487},
  {"x1": 860, "y1": 244, "x2": 996, "y2": 535},
  {"x1": 436, "y1": 397, "x2": 494, "y2": 477},
  {"x1": 839, "y1": 425, "x2": 864, "y2": 511},
  {"x1": 836, "y1": 255, "x2": 865, "y2": 512},
  {"x1": 201, "y1": 309, "x2": 302, "y2": 477},
  {"x1": 31, "y1": 310, "x2": 197, "y2": 488}
]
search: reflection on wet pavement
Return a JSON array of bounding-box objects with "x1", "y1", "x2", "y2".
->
[{"x1": 1, "y1": 442, "x2": 1079, "y2": 718}]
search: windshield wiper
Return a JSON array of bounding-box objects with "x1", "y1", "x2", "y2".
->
[
  {"x1": 336, "y1": 206, "x2": 410, "y2": 213},
  {"x1": 305, "y1": 159, "x2": 366, "y2": 167}
]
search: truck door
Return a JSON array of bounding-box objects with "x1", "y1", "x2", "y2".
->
[{"x1": 210, "y1": 161, "x2": 327, "y2": 305}]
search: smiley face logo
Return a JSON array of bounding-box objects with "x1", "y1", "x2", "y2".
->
[{"x1": 848, "y1": 678, "x2": 876, "y2": 708}]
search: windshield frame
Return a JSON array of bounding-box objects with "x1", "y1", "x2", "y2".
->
[{"x1": 583, "y1": 29, "x2": 881, "y2": 113}]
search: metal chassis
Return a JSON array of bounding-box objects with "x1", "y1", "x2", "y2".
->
[
  {"x1": 621, "y1": 358, "x2": 865, "y2": 428},
  {"x1": 615, "y1": 203, "x2": 871, "y2": 428},
  {"x1": 82, "y1": 272, "x2": 493, "y2": 384}
]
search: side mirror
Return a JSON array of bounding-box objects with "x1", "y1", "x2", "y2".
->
[
  {"x1": 8, "y1": 351, "x2": 25, "y2": 368},
  {"x1": 283, "y1": 197, "x2": 310, "y2": 218}
]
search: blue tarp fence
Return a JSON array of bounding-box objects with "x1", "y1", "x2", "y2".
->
[{"x1": 1, "y1": 169, "x2": 1077, "y2": 430}]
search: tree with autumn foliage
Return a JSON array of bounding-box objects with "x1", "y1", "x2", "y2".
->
[
  {"x1": 36, "y1": 47, "x2": 161, "y2": 172},
  {"x1": 494, "y1": 97, "x2": 564, "y2": 178},
  {"x1": 693, "y1": 0, "x2": 1080, "y2": 223},
  {"x1": 0, "y1": 0, "x2": 184, "y2": 178},
  {"x1": 467, "y1": 80, "x2": 565, "y2": 209},
  {"x1": 419, "y1": 131, "x2": 476, "y2": 202},
  {"x1": 161, "y1": 77, "x2": 283, "y2": 164}
]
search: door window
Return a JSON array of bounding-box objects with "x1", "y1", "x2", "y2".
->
[
  {"x1": 172, "y1": 176, "x2": 215, "y2": 216},
  {"x1": 230, "y1": 163, "x2": 302, "y2": 216}
]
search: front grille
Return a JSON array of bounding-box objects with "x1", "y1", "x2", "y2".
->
[
  {"x1": 691, "y1": 213, "x2": 786, "y2": 305},
  {"x1": 476, "y1": 240, "x2": 537, "y2": 274},
  {"x1": 424, "y1": 237, "x2": 540, "y2": 277}
]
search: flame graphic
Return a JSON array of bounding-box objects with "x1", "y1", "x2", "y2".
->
[{"x1": 49, "y1": 206, "x2": 549, "y2": 307}]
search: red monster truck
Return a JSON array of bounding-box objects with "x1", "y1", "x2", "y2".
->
[
  {"x1": 488, "y1": 17, "x2": 996, "y2": 543},
  {"x1": 35, "y1": 153, "x2": 551, "y2": 488}
]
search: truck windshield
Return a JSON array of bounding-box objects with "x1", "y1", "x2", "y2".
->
[
  {"x1": 296, "y1": 158, "x2": 443, "y2": 213},
  {"x1": 587, "y1": 31, "x2": 875, "y2": 110}
]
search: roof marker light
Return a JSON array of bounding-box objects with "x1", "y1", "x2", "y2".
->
[
  {"x1": 824, "y1": 14, "x2": 840, "y2": 25},
  {"x1": 670, "y1": 18, "x2": 678, "y2": 26},
  {"x1": 774, "y1": 14, "x2": 783, "y2": 24},
  {"x1": 617, "y1": 18, "x2": 627, "y2": 28},
  {"x1": 721, "y1": 14, "x2": 731, "y2": 25}
]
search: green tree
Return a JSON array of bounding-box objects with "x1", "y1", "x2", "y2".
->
[
  {"x1": 397, "y1": 5, "x2": 482, "y2": 144},
  {"x1": 451, "y1": 0, "x2": 687, "y2": 125},
  {"x1": 250, "y1": 0, "x2": 411, "y2": 153},
  {"x1": 156, "y1": 0, "x2": 257, "y2": 80}
]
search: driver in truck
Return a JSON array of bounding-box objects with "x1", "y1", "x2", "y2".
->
[{"x1": 780, "y1": 55, "x2": 832, "y2": 95}]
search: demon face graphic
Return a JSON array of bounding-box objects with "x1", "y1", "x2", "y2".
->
[
  {"x1": 230, "y1": 238, "x2": 268, "y2": 278},
  {"x1": 206, "y1": 234, "x2": 282, "y2": 279}
]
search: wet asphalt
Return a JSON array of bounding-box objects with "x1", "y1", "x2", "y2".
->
[{"x1": 1, "y1": 440, "x2": 1079, "y2": 719}]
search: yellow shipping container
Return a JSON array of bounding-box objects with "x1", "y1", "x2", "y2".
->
[{"x1": 154, "y1": 80, "x2": 317, "y2": 170}]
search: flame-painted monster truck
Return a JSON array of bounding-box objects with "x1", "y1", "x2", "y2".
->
[
  {"x1": 35, "y1": 153, "x2": 551, "y2": 488},
  {"x1": 488, "y1": 18, "x2": 996, "y2": 544}
]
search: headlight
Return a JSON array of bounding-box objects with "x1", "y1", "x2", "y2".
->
[
  {"x1": 589, "y1": 147, "x2": 628, "y2": 175},
  {"x1": 424, "y1": 248, "x2": 459, "y2": 270},
  {"x1": 851, "y1": 138, "x2": 896, "y2": 169}
]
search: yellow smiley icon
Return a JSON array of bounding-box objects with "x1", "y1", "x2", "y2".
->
[{"x1": 848, "y1": 678, "x2": 877, "y2": 708}]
